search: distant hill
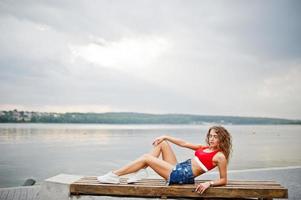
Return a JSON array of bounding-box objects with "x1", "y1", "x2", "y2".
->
[{"x1": 0, "y1": 110, "x2": 300, "y2": 125}]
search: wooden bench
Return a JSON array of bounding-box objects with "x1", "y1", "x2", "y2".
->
[{"x1": 70, "y1": 177, "x2": 288, "y2": 200}]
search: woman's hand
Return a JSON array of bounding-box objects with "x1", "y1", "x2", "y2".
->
[
  {"x1": 152, "y1": 135, "x2": 167, "y2": 146},
  {"x1": 195, "y1": 182, "x2": 211, "y2": 194}
]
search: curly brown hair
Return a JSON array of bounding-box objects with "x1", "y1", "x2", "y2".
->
[{"x1": 206, "y1": 126, "x2": 232, "y2": 161}]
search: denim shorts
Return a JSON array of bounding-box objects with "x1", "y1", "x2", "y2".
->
[{"x1": 167, "y1": 159, "x2": 195, "y2": 185}]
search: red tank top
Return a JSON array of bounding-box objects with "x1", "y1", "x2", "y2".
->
[{"x1": 194, "y1": 146, "x2": 219, "y2": 171}]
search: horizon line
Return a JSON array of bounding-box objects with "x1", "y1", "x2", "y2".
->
[{"x1": 1, "y1": 109, "x2": 300, "y2": 121}]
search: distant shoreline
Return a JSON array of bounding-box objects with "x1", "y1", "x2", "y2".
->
[
  {"x1": 1, "y1": 110, "x2": 300, "y2": 125},
  {"x1": 0, "y1": 122, "x2": 301, "y2": 125}
]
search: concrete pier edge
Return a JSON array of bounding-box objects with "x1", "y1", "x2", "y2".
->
[{"x1": 36, "y1": 174, "x2": 84, "y2": 200}]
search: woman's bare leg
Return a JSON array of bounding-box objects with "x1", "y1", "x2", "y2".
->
[
  {"x1": 113, "y1": 154, "x2": 174, "y2": 179},
  {"x1": 149, "y1": 140, "x2": 178, "y2": 165},
  {"x1": 113, "y1": 141, "x2": 178, "y2": 179}
]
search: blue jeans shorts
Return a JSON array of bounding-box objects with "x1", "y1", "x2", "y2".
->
[{"x1": 167, "y1": 159, "x2": 195, "y2": 185}]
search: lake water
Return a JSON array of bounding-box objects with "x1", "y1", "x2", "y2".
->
[{"x1": 0, "y1": 123, "x2": 301, "y2": 188}]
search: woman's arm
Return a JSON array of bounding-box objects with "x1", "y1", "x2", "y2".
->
[
  {"x1": 153, "y1": 135, "x2": 203, "y2": 150},
  {"x1": 195, "y1": 153, "x2": 228, "y2": 194}
]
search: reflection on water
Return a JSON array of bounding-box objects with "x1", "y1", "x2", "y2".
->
[
  {"x1": 0, "y1": 123, "x2": 300, "y2": 188},
  {"x1": 0, "y1": 128, "x2": 111, "y2": 145}
]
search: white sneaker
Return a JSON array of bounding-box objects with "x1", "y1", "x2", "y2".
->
[
  {"x1": 127, "y1": 168, "x2": 149, "y2": 184},
  {"x1": 97, "y1": 171, "x2": 120, "y2": 184}
]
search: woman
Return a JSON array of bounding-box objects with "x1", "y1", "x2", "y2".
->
[{"x1": 97, "y1": 126, "x2": 232, "y2": 194}]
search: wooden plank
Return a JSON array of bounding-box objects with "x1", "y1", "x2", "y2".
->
[
  {"x1": 73, "y1": 178, "x2": 284, "y2": 190},
  {"x1": 73, "y1": 182, "x2": 285, "y2": 190},
  {"x1": 70, "y1": 178, "x2": 288, "y2": 199},
  {"x1": 70, "y1": 184, "x2": 288, "y2": 199},
  {"x1": 75, "y1": 177, "x2": 281, "y2": 185},
  {"x1": 73, "y1": 179, "x2": 283, "y2": 189},
  {"x1": 72, "y1": 180, "x2": 286, "y2": 189}
]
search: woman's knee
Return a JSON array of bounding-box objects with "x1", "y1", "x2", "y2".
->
[
  {"x1": 153, "y1": 140, "x2": 169, "y2": 149},
  {"x1": 160, "y1": 140, "x2": 170, "y2": 149},
  {"x1": 142, "y1": 153, "x2": 159, "y2": 163}
]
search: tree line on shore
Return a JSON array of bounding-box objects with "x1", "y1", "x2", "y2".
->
[{"x1": 0, "y1": 110, "x2": 300, "y2": 125}]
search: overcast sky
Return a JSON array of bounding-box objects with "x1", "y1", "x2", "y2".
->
[{"x1": 0, "y1": 0, "x2": 300, "y2": 119}]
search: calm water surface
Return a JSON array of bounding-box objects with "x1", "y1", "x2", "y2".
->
[{"x1": 0, "y1": 123, "x2": 300, "y2": 188}]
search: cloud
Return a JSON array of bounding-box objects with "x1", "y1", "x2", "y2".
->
[
  {"x1": 70, "y1": 35, "x2": 171, "y2": 71},
  {"x1": 0, "y1": 1, "x2": 300, "y2": 119},
  {"x1": 255, "y1": 66, "x2": 301, "y2": 118}
]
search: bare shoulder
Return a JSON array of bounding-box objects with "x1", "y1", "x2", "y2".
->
[{"x1": 213, "y1": 152, "x2": 227, "y2": 163}]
